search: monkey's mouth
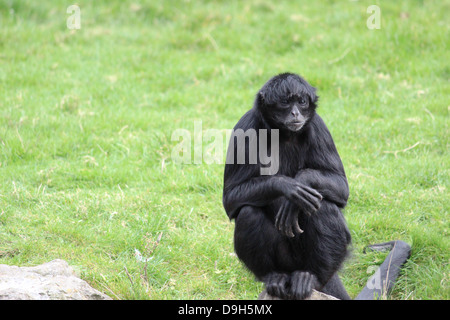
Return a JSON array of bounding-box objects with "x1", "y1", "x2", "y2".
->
[{"x1": 286, "y1": 121, "x2": 305, "y2": 131}]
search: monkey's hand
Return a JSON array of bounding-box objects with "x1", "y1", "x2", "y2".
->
[
  {"x1": 281, "y1": 178, "x2": 323, "y2": 216},
  {"x1": 275, "y1": 200, "x2": 303, "y2": 238}
]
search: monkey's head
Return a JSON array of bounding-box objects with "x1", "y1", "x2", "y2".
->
[{"x1": 255, "y1": 73, "x2": 318, "y2": 132}]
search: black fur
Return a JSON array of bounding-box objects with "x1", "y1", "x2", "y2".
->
[{"x1": 223, "y1": 73, "x2": 351, "y2": 300}]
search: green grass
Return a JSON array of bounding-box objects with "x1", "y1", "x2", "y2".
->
[{"x1": 0, "y1": 0, "x2": 448, "y2": 300}]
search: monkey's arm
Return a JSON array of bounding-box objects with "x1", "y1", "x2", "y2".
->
[
  {"x1": 297, "y1": 115, "x2": 349, "y2": 208},
  {"x1": 223, "y1": 174, "x2": 322, "y2": 220},
  {"x1": 223, "y1": 176, "x2": 280, "y2": 219}
]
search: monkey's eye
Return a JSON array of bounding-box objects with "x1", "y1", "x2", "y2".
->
[
  {"x1": 280, "y1": 99, "x2": 289, "y2": 105},
  {"x1": 299, "y1": 97, "x2": 307, "y2": 105}
]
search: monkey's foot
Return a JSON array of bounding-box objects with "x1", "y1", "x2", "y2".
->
[
  {"x1": 288, "y1": 271, "x2": 318, "y2": 300},
  {"x1": 263, "y1": 272, "x2": 290, "y2": 299}
]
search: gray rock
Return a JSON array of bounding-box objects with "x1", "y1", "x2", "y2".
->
[{"x1": 0, "y1": 259, "x2": 112, "y2": 300}]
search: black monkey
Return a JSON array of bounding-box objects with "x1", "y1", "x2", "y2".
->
[{"x1": 223, "y1": 73, "x2": 352, "y2": 300}]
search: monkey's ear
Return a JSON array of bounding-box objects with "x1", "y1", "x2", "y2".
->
[{"x1": 256, "y1": 91, "x2": 265, "y2": 106}]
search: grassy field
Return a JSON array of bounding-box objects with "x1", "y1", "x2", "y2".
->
[{"x1": 0, "y1": 0, "x2": 448, "y2": 300}]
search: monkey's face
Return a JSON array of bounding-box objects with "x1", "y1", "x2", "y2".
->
[
  {"x1": 257, "y1": 73, "x2": 318, "y2": 132},
  {"x1": 273, "y1": 94, "x2": 312, "y2": 132}
]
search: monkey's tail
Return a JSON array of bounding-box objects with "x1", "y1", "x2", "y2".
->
[{"x1": 355, "y1": 240, "x2": 411, "y2": 300}]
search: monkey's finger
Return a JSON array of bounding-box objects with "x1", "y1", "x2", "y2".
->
[
  {"x1": 304, "y1": 194, "x2": 322, "y2": 213},
  {"x1": 290, "y1": 186, "x2": 311, "y2": 207},
  {"x1": 284, "y1": 205, "x2": 300, "y2": 237},
  {"x1": 275, "y1": 209, "x2": 281, "y2": 229},
  {"x1": 275, "y1": 203, "x2": 284, "y2": 226},
  {"x1": 296, "y1": 194, "x2": 317, "y2": 215},
  {"x1": 284, "y1": 215, "x2": 295, "y2": 238},
  {"x1": 281, "y1": 211, "x2": 294, "y2": 238},
  {"x1": 292, "y1": 216, "x2": 304, "y2": 234},
  {"x1": 275, "y1": 203, "x2": 288, "y2": 231},
  {"x1": 276, "y1": 203, "x2": 295, "y2": 237},
  {"x1": 292, "y1": 186, "x2": 320, "y2": 211},
  {"x1": 275, "y1": 204, "x2": 284, "y2": 228},
  {"x1": 288, "y1": 187, "x2": 303, "y2": 203},
  {"x1": 303, "y1": 186, "x2": 323, "y2": 201},
  {"x1": 298, "y1": 187, "x2": 323, "y2": 214},
  {"x1": 284, "y1": 226, "x2": 295, "y2": 238},
  {"x1": 299, "y1": 188, "x2": 322, "y2": 210},
  {"x1": 285, "y1": 203, "x2": 303, "y2": 235}
]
